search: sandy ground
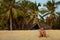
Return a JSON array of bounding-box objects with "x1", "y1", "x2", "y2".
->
[{"x1": 0, "y1": 30, "x2": 60, "y2": 40}]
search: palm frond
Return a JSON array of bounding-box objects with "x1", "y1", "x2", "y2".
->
[
  {"x1": 38, "y1": 3, "x2": 41, "y2": 7},
  {"x1": 43, "y1": 13, "x2": 49, "y2": 17},
  {"x1": 39, "y1": 9, "x2": 48, "y2": 14},
  {"x1": 55, "y1": 1, "x2": 60, "y2": 5}
]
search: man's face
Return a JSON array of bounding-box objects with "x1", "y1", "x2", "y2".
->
[{"x1": 41, "y1": 27, "x2": 44, "y2": 30}]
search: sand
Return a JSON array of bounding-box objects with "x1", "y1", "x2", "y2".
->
[{"x1": 0, "y1": 30, "x2": 60, "y2": 40}]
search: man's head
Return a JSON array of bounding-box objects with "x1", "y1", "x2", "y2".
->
[{"x1": 40, "y1": 27, "x2": 44, "y2": 30}]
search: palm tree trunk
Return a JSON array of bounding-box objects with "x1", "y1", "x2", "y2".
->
[
  {"x1": 34, "y1": 14, "x2": 41, "y2": 28},
  {"x1": 22, "y1": 23, "x2": 24, "y2": 30},
  {"x1": 50, "y1": 12, "x2": 54, "y2": 29},
  {"x1": 50, "y1": 21, "x2": 52, "y2": 29},
  {"x1": 10, "y1": 17, "x2": 12, "y2": 30},
  {"x1": 10, "y1": 6, "x2": 13, "y2": 30},
  {"x1": 15, "y1": 19, "x2": 20, "y2": 29}
]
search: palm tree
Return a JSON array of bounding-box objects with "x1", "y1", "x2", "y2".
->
[
  {"x1": 27, "y1": 1, "x2": 41, "y2": 28},
  {"x1": 17, "y1": 0, "x2": 41, "y2": 29},
  {"x1": 0, "y1": 0, "x2": 22, "y2": 30},
  {"x1": 19, "y1": 0, "x2": 48, "y2": 29},
  {"x1": 44, "y1": 0, "x2": 60, "y2": 29}
]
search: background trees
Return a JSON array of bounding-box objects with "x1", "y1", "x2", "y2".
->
[
  {"x1": 0, "y1": 0, "x2": 60, "y2": 30},
  {"x1": 44, "y1": 0, "x2": 60, "y2": 29}
]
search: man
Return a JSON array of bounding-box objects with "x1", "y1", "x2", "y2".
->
[{"x1": 39, "y1": 27, "x2": 46, "y2": 37}]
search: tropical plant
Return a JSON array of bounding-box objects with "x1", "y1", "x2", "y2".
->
[
  {"x1": 0, "y1": 0, "x2": 41, "y2": 30},
  {"x1": 0, "y1": 0, "x2": 22, "y2": 30},
  {"x1": 44, "y1": 0, "x2": 60, "y2": 29}
]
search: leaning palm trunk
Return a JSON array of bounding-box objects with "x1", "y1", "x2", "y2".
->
[{"x1": 33, "y1": 12, "x2": 41, "y2": 28}]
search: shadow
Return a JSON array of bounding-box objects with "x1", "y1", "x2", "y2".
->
[{"x1": 31, "y1": 24, "x2": 40, "y2": 30}]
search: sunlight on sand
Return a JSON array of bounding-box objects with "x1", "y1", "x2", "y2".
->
[{"x1": 0, "y1": 30, "x2": 60, "y2": 40}]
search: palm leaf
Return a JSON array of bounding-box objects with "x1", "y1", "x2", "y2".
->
[
  {"x1": 43, "y1": 13, "x2": 49, "y2": 17},
  {"x1": 39, "y1": 9, "x2": 48, "y2": 14},
  {"x1": 55, "y1": 1, "x2": 60, "y2": 5},
  {"x1": 38, "y1": 3, "x2": 41, "y2": 7},
  {"x1": 56, "y1": 12, "x2": 60, "y2": 15}
]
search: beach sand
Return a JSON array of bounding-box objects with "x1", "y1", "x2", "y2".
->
[{"x1": 0, "y1": 30, "x2": 60, "y2": 40}]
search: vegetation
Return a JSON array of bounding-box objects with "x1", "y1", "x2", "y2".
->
[{"x1": 0, "y1": 0, "x2": 60, "y2": 30}]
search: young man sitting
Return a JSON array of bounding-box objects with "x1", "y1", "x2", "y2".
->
[{"x1": 39, "y1": 27, "x2": 46, "y2": 37}]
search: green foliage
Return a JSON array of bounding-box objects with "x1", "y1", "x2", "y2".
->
[
  {"x1": 39, "y1": 9, "x2": 48, "y2": 14},
  {"x1": 44, "y1": 0, "x2": 60, "y2": 29},
  {"x1": 52, "y1": 15, "x2": 60, "y2": 29},
  {"x1": 0, "y1": 0, "x2": 60, "y2": 30}
]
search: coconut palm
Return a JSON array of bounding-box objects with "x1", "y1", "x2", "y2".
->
[
  {"x1": 0, "y1": 0, "x2": 23, "y2": 30},
  {"x1": 44, "y1": 0, "x2": 60, "y2": 29},
  {"x1": 17, "y1": 0, "x2": 42, "y2": 29},
  {"x1": 27, "y1": 1, "x2": 41, "y2": 28},
  {"x1": 0, "y1": 0, "x2": 41, "y2": 30}
]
